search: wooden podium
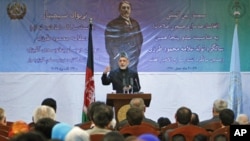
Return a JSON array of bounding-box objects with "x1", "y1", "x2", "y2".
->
[{"x1": 106, "y1": 93, "x2": 151, "y2": 122}]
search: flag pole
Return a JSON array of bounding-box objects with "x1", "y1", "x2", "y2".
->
[{"x1": 82, "y1": 18, "x2": 95, "y2": 123}]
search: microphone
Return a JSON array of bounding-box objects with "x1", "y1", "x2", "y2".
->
[
  {"x1": 130, "y1": 78, "x2": 134, "y2": 94},
  {"x1": 122, "y1": 78, "x2": 127, "y2": 94},
  {"x1": 134, "y1": 78, "x2": 140, "y2": 93}
]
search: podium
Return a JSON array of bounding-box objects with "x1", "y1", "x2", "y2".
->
[{"x1": 106, "y1": 93, "x2": 151, "y2": 122}]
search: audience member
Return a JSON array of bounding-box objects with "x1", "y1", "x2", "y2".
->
[
  {"x1": 199, "y1": 99, "x2": 228, "y2": 126},
  {"x1": 102, "y1": 131, "x2": 125, "y2": 141},
  {"x1": 0, "y1": 107, "x2": 7, "y2": 126},
  {"x1": 51, "y1": 122, "x2": 72, "y2": 141},
  {"x1": 116, "y1": 98, "x2": 159, "y2": 130},
  {"x1": 163, "y1": 106, "x2": 209, "y2": 141},
  {"x1": 236, "y1": 114, "x2": 249, "y2": 125},
  {"x1": 34, "y1": 117, "x2": 58, "y2": 139},
  {"x1": 86, "y1": 104, "x2": 113, "y2": 135},
  {"x1": 32, "y1": 105, "x2": 56, "y2": 124},
  {"x1": 209, "y1": 108, "x2": 235, "y2": 141},
  {"x1": 8, "y1": 120, "x2": 30, "y2": 138},
  {"x1": 119, "y1": 107, "x2": 160, "y2": 137},
  {"x1": 124, "y1": 135, "x2": 138, "y2": 141},
  {"x1": 65, "y1": 126, "x2": 90, "y2": 141},
  {"x1": 9, "y1": 131, "x2": 47, "y2": 141},
  {"x1": 138, "y1": 133, "x2": 160, "y2": 141},
  {"x1": 219, "y1": 108, "x2": 235, "y2": 127},
  {"x1": 157, "y1": 117, "x2": 171, "y2": 129},
  {"x1": 41, "y1": 98, "x2": 57, "y2": 113},
  {"x1": 191, "y1": 112, "x2": 200, "y2": 125}
]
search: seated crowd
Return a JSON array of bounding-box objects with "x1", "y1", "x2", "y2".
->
[{"x1": 0, "y1": 98, "x2": 249, "y2": 141}]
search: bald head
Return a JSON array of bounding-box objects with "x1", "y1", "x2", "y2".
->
[{"x1": 129, "y1": 98, "x2": 145, "y2": 112}]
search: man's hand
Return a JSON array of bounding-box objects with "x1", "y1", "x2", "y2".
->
[{"x1": 103, "y1": 66, "x2": 111, "y2": 74}]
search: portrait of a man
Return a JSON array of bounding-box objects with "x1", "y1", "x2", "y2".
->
[{"x1": 104, "y1": 0, "x2": 143, "y2": 72}]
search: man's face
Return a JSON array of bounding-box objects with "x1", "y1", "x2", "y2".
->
[
  {"x1": 119, "y1": 3, "x2": 131, "y2": 19},
  {"x1": 118, "y1": 57, "x2": 129, "y2": 70}
]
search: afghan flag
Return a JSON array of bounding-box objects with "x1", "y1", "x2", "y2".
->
[{"x1": 82, "y1": 20, "x2": 95, "y2": 122}]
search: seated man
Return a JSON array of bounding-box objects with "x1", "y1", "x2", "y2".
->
[
  {"x1": 163, "y1": 106, "x2": 209, "y2": 141},
  {"x1": 116, "y1": 98, "x2": 159, "y2": 130},
  {"x1": 0, "y1": 107, "x2": 7, "y2": 126},
  {"x1": 119, "y1": 107, "x2": 160, "y2": 137},
  {"x1": 86, "y1": 104, "x2": 114, "y2": 135},
  {"x1": 236, "y1": 114, "x2": 249, "y2": 125},
  {"x1": 199, "y1": 99, "x2": 228, "y2": 126}
]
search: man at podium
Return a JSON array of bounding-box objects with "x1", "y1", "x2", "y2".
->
[{"x1": 101, "y1": 52, "x2": 141, "y2": 93}]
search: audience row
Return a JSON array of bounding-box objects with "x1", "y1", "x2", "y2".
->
[{"x1": 0, "y1": 98, "x2": 249, "y2": 141}]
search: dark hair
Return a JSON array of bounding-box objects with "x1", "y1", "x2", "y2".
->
[
  {"x1": 176, "y1": 106, "x2": 192, "y2": 125},
  {"x1": 92, "y1": 104, "x2": 113, "y2": 128},
  {"x1": 126, "y1": 107, "x2": 143, "y2": 125},
  {"x1": 157, "y1": 117, "x2": 171, "y2": 128},
  {"x1": 102, "y1": 131, "x2": 125, "y2": 141},
  {"x1": 219, "y1": 108, "x2": 235, "y2": 126},
  {"x1": 41, "y1": 98, "x2": 57, "y2": 113},
  {"x1": 10, "y1": 131, "x2": 47, "y2": 141},
  {"x1": 118, "y1": 1, "x2": 132, "y2": 10},
  {"x1": 87, "y1": 101, "x2": 106, "y2": 121},
  {"x1": 34, "y1": 117, "x2": 58, "y2": 139},
  {"x1": 190, "y1": 113, "x2": 200, "y2": 125}
]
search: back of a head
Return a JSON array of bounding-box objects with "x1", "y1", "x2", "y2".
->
[
  {"x1": 51, "y1": 122, "x2": 72, "y2": 141},
  {"x1": 9, "y1": 131, "x2": 47, "y2": 141},
  {"x1": 87, "y1": 101, "x2": 106, "y2": 121},
  {"x1": 236, "y1": 114, "x2": 249, "y2": 125},
  {"x1": 157, "y1": 117, "x2": 171, "y2": 128},
  {"x1": 175, "y1": 106, "x2": 192, "y2": 125},
  {"x1": 138, "y1": 134, "x2": 160, "y2": 141},
  {"x1": 92, "y1": 104, "x2": 113, "y2": 128},
  {"x1": 190, "y1": 113, "x2": 200, "y2": 125},
  {"x1": 0, "y1": 107, "x2": 6, "y2": 125},
  {"x1": 33, "y1": 105, "x2": 56, "y2": 123},
  {"x1": 126, "y1": 107, "x2": 143, "y2": 126},
  {"x1": 34, "y1": 117, "x2": 58, "y2": 139},
  {"x1": 65, "y1": 126, "x2": 90, "y2": 141},
  {"x1": 213, "y1": 99, "x2": 228, "y2": 113},
  {"x1": 102, "y1": 131, "x2": 124, "y2": 141},
  {"x1": 219, "y1": 108, "x2": 235, "y2": 126},
  {"x1": 41, "y1": 98, "x2": 57, "y2": 113},
  {"x1": 129, "y1": 98, "x2": 145, "y2": 112},
  {"x1": 193, "y1": 134, "x2": 208, "y2": 141}
]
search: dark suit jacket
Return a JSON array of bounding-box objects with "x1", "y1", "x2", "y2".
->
[{"x1": 101, "y1": 68, "x2": 141, "y2": 93}]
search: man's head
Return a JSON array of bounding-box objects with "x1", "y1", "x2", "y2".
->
[
  {"x1": 219, "y1": 108, "x2": 235, "y2": 126},
  {"x1": 118, "y1": 52, "x2": 129, "y2": 70},
  {"x1": 33, "y1": 105, "x2": 56, "y2": 123},
  {"x1": 126, "y1": 107, "x2": 144, "y2": 126},
  {"x1": 119, "y1": 1, "x2": 131, "y2": 19},
  {"x1": 236, "y1": 114, "x2": 249, "y2": 125},
  {"x1": 212, "y1": 99, "x2": 228, "y2": 115},
  {"x1": 129, "y1": 98, "x2": 146, "y2": 112},
  {"x1": 41, "y1": 98, "x2": 57, "y2": 113},
  {"x1": 0, "y1": 107, "x2": 6, "y2": 125},
  {"x1": 175, "y1": 106, "x2": 192, "y2": 125},
  {"x1": 92, "y1": 104, "x2": 114, "y2": 128}
]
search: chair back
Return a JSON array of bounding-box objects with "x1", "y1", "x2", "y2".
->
[
  {"x1": 168, "y1": 125, "x2": 210, "y2": 141},
  {"x1": 90, "y1": 134, "x2": 105, "y2": 141},
  {"x1": 161, "y1": 123, "x2": 178, "y2": 133},
  {"x1": 0, "y1": 126, "x2": 10, "y2": 132},
  {"x1": 201, "y1": 121, "x2": 222, "y2": 133},
  {"x1": 209, "y1": 126, "x2": 229, "y2": 141},
  {"x1": 0, "y1": 135, "x2": 9, "y2": 141},
  {"x1": 0, "y1": 129, "x2": 8, "y2": 137},
  {"x1": 79, "y1": 121, "x2": 93, "y2": 130},
  {"x1": 119, "y1": 125, "x2": 160, "y2": 137}
]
